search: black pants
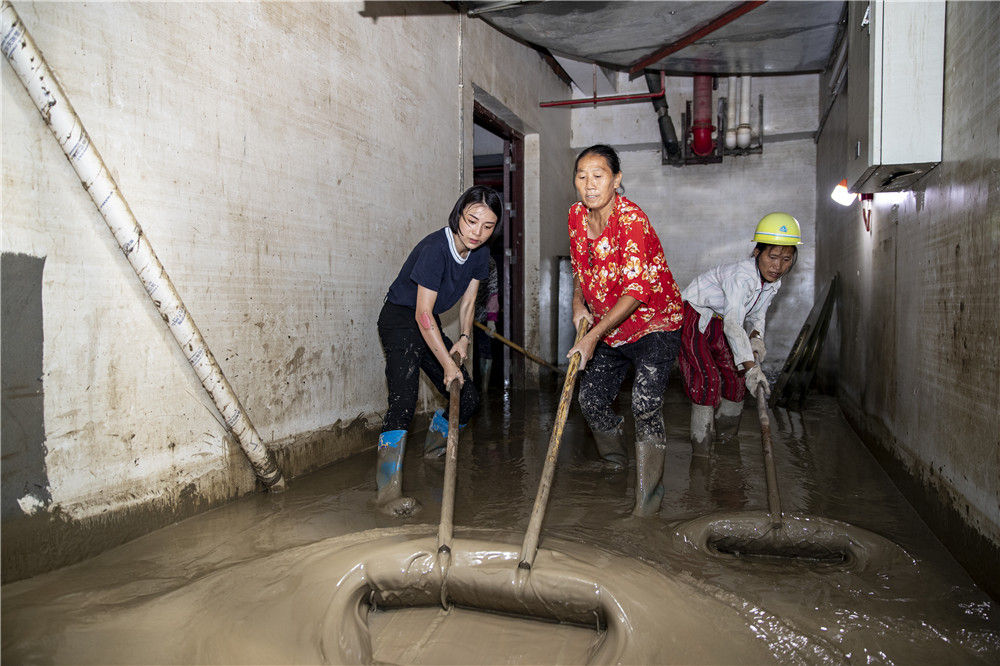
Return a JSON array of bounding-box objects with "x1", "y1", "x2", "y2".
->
[
  {"x1": 577, "y1": 330, "x2": 681, "y2": 439},
  {"x1": 473, "y1": 324, "x2": 493, "y2": 361},
  {"x1": 378, "y1": 302, "x2": 479, "y2": 432}
]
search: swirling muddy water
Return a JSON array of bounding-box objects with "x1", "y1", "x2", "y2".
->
[{"x1": 3, "y1": 388, "x2": 999, "y2": 664}]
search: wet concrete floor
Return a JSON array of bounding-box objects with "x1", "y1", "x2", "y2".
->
[{"x1": 2, "y1": 382, "x2": 999, "y2": 663}]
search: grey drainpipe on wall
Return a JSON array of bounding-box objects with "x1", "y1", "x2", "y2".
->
[{"x1": 1, "y1": 1, "x2": 286, "y2": 491}]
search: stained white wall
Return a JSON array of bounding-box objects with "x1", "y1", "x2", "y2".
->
[
  {"x1": 570, "y1": 74, "x2": 819, "y2": 371},
  {"x1": 815, "y1": 2, "x2": 1000, "y2": 595},
  {"x1": 1, "y1": 1, "x2": 571, "y2": 577}
]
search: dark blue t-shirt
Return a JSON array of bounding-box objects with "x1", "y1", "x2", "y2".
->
[{"x1": 385, "y1": 228, "x2": 490, "y2": 314}]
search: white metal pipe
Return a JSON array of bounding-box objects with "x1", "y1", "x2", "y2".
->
[
  {"x1": 725, "y1": 76, "x2": 738, "y2": 149},
  {"x1": 737, "y1": 75, "x2": 752, "y2": 148},
  {"x1": 1, "y1": 1, "x2": 286, "y2": 491}
]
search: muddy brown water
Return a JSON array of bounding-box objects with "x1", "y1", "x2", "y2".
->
[{"x1": 2, "y1": 385, "x2": 999, "y2": 663}]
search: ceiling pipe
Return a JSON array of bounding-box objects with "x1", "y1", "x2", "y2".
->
[
  {"x1": 539, "y1": 88, "x2": 665, "y2": 108},
  {"x1": 691, "y1": 75, "x2": 715, "y2": 156},
  {"x1": 643, "y1": 70, "x2": 680, "y2": 161},
  {"x1": 725, "y1": 76, "x2": 739, "y2": 149},
  {"x1": 627, "y1": 1, "x2": 768, "y2": 75},
  {"x1": 737, "y1": 75, "x2": 752, "y2": 148},
  {"x1": 1, "y1": 1, "x2": 286, "y2": 491}
]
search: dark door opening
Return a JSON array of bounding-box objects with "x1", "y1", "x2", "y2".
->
[{"x1": 472, "y1": 103, "x2": 524, "y2": 391}]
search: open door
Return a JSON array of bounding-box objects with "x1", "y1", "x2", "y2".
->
[{"x1": 473, "y1": 103, "x2": 524, "y2": 390}]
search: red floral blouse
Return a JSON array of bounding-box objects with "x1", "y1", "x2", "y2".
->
[{"x1": 568, "y1": 195, "x2": 684, "y2": 346}]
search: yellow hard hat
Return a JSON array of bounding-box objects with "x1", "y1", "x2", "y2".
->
[{"x1": 753, "y1": 212, "x2": 802, "y2": 245}]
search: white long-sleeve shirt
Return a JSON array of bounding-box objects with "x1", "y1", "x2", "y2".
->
[{"x1": 681, "y1": 258, "x2": 781, "y2": 367}]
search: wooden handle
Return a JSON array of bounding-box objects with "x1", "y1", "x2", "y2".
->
[
  {"x1": 436, "y1": 351, "x2": 464, "y2": 606},
  {"x1": 754, "y1": 352, "x2": 781, "y2": 526},
  {"x1": 517, "y1": 319, "x2": 589, "y2": 570},
  {"x1": 474, "y1": 321, "x2": 564, "y2": 375}
]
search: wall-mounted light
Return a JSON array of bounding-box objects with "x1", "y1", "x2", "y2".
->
[
  {"x1": 831, "y1": 179, "x2": 875, "y2": 233},
  {"x1": 830, "y1": 178, "x2": 858, "y2": 206}
]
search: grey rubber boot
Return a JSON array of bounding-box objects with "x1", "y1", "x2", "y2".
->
[
  {"x1": 715, "y1": 398, "x2": 743, "y2": 442},
  {"x1": 592, "y1": 420, "x2": 627, "y2": 471},
  {"x1": 632, "y1": 435, "x2": 666, "y2": 517},
  {"x1": 479, "y1": 358, "x2": 492, "y2": 394},
  {"x1": 376, "y1": 430, "x2": 421, "y2": 517},
  {"x1": 690, "y1": 404, "x2": 715, "y2": 458}
]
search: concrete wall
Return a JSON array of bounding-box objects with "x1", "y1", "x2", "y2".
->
[
  {"x1": 461, "y1": 15, "x2": 577, "y2": 371},
  {"x1": 1, "y1": 1, "x2": 570, "y2": 580},
  {"x1": 570, "y1": 73, "x2": 819, "y2": 373},
  {"x1": 814, "y1": 2, "x2": 999, "y2": 596}
]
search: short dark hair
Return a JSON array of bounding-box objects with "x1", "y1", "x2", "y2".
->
[
  {"x1": 574, "y1": 144, "x2": 621, "y2": 175},
  {"x1": 448, "y1": 185, "x2": 504, "y2": 237},
  {"x1": 753, "y1": 243, "x2": 799, "y2": 271}
]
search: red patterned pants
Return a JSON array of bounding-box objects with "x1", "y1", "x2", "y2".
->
[{"x1": 678, "y1": 302, "x2": 746, "y2": 407}]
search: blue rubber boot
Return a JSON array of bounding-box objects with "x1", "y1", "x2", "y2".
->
[
  {"x1": 423, "y1": 409, "x2": 465, "y2": 458},
  {"x1": 376, "y1": 430, "x2": 420, "y2": 517}
]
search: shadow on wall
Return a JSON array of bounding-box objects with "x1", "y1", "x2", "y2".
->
[
  {"x1": 2, "y1": 253, "x2": 52, "y2": 523},
  {"x1": 358, "y1": 2, "x2": 456, "y2": 19}
]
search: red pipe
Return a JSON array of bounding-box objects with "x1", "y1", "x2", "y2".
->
[
  {"x1": 540, "y1": 71, "x2": 666, "y2": 109},
  {"x1": 691, "y1": 75, "x2": 714, "y2": 156},
  {"x1": 539, "y1": 90, "x2": 665, "y2": 108},
  {"x1": 628, "y1": 1, "x2": 768, "y2": 75}
]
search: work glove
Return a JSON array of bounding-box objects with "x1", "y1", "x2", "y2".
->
[
  {"x1": 749, "y1": 336, "x2": 766, "y2": 364},
  {"x1": 744, "y1": 365, "x2": 770, "y2": 398}
]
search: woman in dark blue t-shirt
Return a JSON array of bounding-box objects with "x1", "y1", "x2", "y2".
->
[{"x1": 375, "y1": 185, "x2": 502, "y2": 517}]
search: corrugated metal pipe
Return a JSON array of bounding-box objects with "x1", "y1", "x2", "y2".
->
[
  {"x1": 643, "y1": 70, "x2": 680, "y2": 161},
  {"x1": 1, "y1": 1, "x2": 286, "y2": 491}
]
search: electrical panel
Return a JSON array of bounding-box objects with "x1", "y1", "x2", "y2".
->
[{"x1": 845, "y1": 0, "x2": 945, "y2": 193}]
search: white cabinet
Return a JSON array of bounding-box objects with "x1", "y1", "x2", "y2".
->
[{"x1": 846, "y1": 0, "x2": 945, "y2": 193}]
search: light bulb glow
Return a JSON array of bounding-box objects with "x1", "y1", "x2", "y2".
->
[{"x1": 831, "y1": 179, "x2": 858, "y2": 207}]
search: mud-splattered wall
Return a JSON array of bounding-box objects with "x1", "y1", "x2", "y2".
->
[
  {"x1": 1, "y1": 2, "x2": 571, "y2": 580},
  {"x1": 570, "y1": 74, "x2": 819, "y2": 373},
  {"x1": 815, "y1": 2, "x2": 1000, "y2": 597}
]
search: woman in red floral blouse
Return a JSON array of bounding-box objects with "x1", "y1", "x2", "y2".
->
[{"x1": 567, "y1": 144, "x2": 684, "y2": 517}]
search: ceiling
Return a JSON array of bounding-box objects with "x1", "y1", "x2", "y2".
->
[{"x1": 462, "y1": 1, "x2": 847, "y2": 78}]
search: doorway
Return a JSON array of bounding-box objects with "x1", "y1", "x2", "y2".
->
[{"x1": 472, "y1": 102, "x2": 524, "y2": 391}]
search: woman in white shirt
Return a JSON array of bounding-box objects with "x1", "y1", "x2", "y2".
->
[{"x1": 679, "y1": 213, "x2": 802, "y2": 456}]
